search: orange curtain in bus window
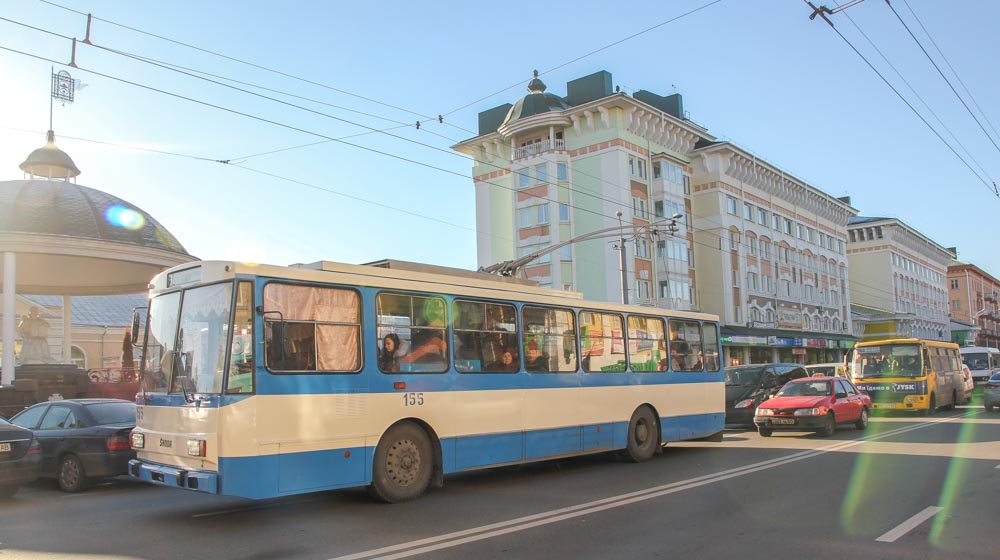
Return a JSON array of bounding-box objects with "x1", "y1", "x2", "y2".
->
[{"x1": 316, "y1": 325, "x2": 360, "y2": 371}]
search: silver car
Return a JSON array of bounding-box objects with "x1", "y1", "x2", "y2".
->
[{"x1": 985, "y1": 372, "x2": 1000, "y2": 411}]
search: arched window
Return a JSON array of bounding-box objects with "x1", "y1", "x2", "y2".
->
[{"x1": 71, "y1": 345, "x2": 86, "y2": 369}]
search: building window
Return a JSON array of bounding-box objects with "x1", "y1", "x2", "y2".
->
[
  {"x1": 950, "y1": 279, "x2": 959, "y2": 290},
  {"x1": 683, "y1": 175, "x2": 690, "y2": 195},
  {"x1": 743, "y1": 203, "x2": 753, "y2": 221},
  {"x1": 761, "y1": 241, "x2": 771, "y2": 260},
  {"x1": 638, "y1": 159, "x2": 646, "y2": 179},
  {"x1": 559, "y1": 203, "x2": 569, "y2": 222},
  {"x1": 557, "y1": 163, "x2": 568, "y2": 181},
  {"x1": 653, "y1": 162, "x2": 662, "y2": 178},
  {"x1": 757, "y1": 208, "x2": 767, "y2": 226},
  {"x1": 952, "y1": 300, "x2": 960, "y2": 311},
  {"x1": 634, "y1": 238, "x2": 650, "y2": 259},
  {"x1": 730, "y1": 230, "x2": 741, "y2": 251},
  {"x1": 727, "y1": 197, "x2": 738, "y2": 215},
  {"x1": 629, "y1": 156, "x2": 636, "y2": 176},
  {"x1": 772, "y1": 214, "x2": 781, "y2": 230},
  {"x1": 517, "y1": 169, "x2": 530, "y2": 188},
  {"x1": 781, "y1": 279, "x2": 791, "y2": 297},
  {"x1": 535, "y1": 163, "x2": 547, "y2": 184},
  {"x1": 784, "y1": 219, "x2": 793, "y2": 235},
  {"x1": 748, "y1": 272, "x2": 759, "y2": 291},
  {"x1": 632, "y1": 197, "x2": 648, "y2": 219},
  {"x1": 797, "y1": 224, "x2": 804, "y2": 239},
  {"x1": 518, "y1": 205, "x2": 549, "y2": 228},
  {"x1": 748, "y1": 237, "x2": 757, "y2": 256},
  {"x1": 635, "y1": 279, "x2": 651, "y2": 300},
  {"x1": 560, "y1": 245, "x2": 572, "y2": 261}
]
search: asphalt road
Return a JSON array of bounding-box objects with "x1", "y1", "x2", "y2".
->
[{"x1": 3, "y1": 403, "x2": 999, "y2": 560}]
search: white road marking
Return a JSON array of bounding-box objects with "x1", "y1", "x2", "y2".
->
[
  {"x1": 330, "y1": 412, "x2": 974, "y2": 560},
  {"x1": 875, "y1": 506, "x2": 944, "y2": 543},
  {"x1": 994, "y1": 464, "x2": 1000, "y2": 469}
]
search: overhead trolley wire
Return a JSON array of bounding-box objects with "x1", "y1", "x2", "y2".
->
[
  {"x1": 803, "y1": 0, "x2": 999, "y2": 199},
  {"x1": 898, "y1": 0, "x2": 1000, "y2": 146},
  {"x1": 885, "y1": 0, "x2": 1000, "y2": 160}
]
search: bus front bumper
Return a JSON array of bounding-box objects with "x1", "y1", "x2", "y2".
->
[{"x1": 129, "y1": 459, "x2": 219, "y2": 494}]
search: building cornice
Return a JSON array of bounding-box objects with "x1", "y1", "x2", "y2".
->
[
  {"x1": 850, "y1": 218, "x2": 953, "y2": 266},
  {"x1": 691, "y1": 143, "x2": 857, "y2": 226}
]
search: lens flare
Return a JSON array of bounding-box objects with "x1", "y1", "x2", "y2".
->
[{"x1": 105, "y1": 205, "x2": 145, "y2": 230}]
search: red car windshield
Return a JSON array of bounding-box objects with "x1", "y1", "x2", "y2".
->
[{"x1": 778, "y1": 380, "x2": 832, "y2": 397}]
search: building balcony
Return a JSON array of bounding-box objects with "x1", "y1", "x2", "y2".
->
[{"x1": 514, "y1": 139, "x2": 566, "y2": 160}]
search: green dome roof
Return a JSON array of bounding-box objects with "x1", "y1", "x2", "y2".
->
[{"x1": 502, "y1": 71, "x2": 569, "y2": 126}]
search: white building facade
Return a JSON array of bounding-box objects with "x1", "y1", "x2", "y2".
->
[
  {"x1": 690, "y1": 143, "x2": 857, "y2": 366},
  {"x1": 847, "y1": 217, "x2": 951, "y2": 341}
]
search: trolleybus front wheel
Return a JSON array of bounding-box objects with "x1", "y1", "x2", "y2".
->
[{"x1": 369, "y1": 422, "x2": 433, "y2": 503}]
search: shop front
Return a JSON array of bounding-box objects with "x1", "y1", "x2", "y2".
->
[{"x1": 720, "y1": 326, "x2": 856, "y2": 366}]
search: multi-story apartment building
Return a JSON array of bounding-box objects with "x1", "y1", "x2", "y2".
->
[
  {"x1": 451, "y1": 71, "x2": 710, "y2": 310},
  {"x1": 690, "y1": 145, "x2": 857, "y2": 366},
  {"x1": 453, "y1": 70, "x2": 858, "y2": 365},
  {"x1": 948, "y1": 258, "x2": 1000, "y2": 348},
  {"x1": 847, "y1": 217, "x2": 951, "y2": 342}
]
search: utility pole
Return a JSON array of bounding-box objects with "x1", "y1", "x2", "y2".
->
[{"x1": 617, "y1": 211, "x2": 628, "y2": 305}]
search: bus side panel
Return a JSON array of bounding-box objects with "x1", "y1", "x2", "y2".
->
[
  {"x1": 453, "y1": 433, "x2": 523, "y2": 470},
  {"x1": 661, "y1": 413, "x2": 724, "y2": 441},
  {"x1": 277, "y1": 446, "x2": 367, "y2": 494},
  {"x1": 525, "y1": 426, "x2": 584, "y2": 459},
  {"x1": 219, "y1": 454, "x2": 280, "y2": 500}
]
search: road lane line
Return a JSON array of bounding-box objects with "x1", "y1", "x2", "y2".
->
[
  {"x1": 330, "y1": 412, "x2": 973, "y2": 560},
  {"x1": 875, "y1": 506, "x2": 943, "y2": 543}
]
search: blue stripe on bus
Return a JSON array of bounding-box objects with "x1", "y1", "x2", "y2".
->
[{"x1": 202, "y1": 412, "x2": 722, "y2": 499}]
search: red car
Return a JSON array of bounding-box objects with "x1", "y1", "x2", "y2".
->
[{"x1": 753, "y1": 376, "x2": 872, "y2": 437}]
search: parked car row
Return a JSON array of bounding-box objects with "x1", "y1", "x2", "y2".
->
[{"x1": 0, "y1": 398, "x2": 136, "y2": 499}]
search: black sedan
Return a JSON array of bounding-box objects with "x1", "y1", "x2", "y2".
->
[
  {"x1": 9, "y1": 399, "x2": 136, "y2": 492},
  {"x1": 0, "y1": 416, "x2": 41, "y2": 499}
]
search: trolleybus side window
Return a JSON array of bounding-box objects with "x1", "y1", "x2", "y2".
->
[
  {"x1": 263, "y1": 284, "x2": 362, "y2": 373},
  {"x1": 627, "y1": 315, "x2": 665, "y2": 372},
  {"x1": 452, "y1": 300, "x2": 519, "y2": 373},
  {"x1": 376, "y1": 293, "x2": 449, "y2": 373},
  {"x1": 702, "y1": 323, "x2": 721, "y2": 371},
  {"x1": 579, "y1": 311, "x2": 626, "y2": 373},
  {"x1": 669, "y1": 320, "x2": 704, "y2": 372},
  {"x1": 227, "y1": 281, "x2": 255, "y2": 394},
  {"x1": 521, "y1": 306, "x2": 577, "y2": 373}
]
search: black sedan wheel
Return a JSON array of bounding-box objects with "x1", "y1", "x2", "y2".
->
[{"x1": 57, "y1": 454, "x2": 89, "y2": 493}]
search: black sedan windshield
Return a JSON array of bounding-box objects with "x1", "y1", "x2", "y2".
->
[
  {"x1": 725, "y1": 366, "x2": 766, "y2": 386},
  {"x1": 85, "y1": 402, "x2": 136, "y2": 425}
]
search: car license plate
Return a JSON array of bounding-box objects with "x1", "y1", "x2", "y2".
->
[
  {"x1": 0, "y1": 443, "x2": 10, "y2": 453},
  {"x1": 771, "y1": 418, "x2": 795, "y2": 425},
  {"x1": 877, "y1": 403, "x2": 896, "y2": 409}
]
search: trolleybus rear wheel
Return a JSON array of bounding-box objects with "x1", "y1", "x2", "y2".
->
[
  {"x1": 618, "y1": 406, "x2": 659, "y2": 463},
  {"x1": 369, "y1": 422, "x2": 433, "y2": 503}
]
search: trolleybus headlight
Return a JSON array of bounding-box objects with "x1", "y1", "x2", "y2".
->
[
  {"x1": 187, "y1": 439, "x2": 206, "y2": 457},
  {"x1": 131, "y1": 432, "x2": 145, "y2": 449}
]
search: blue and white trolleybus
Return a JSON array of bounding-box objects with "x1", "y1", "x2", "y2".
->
[{"x1": 128, "y1": 259, "x2": 724, "y2": 502}]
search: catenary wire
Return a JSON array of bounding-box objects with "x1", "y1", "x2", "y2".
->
[
  {"x1": 899, "y1": 0, "x2": 1000, "y2": 145},
  {"x1": 803, "y1": 0, "x2": 998, "y2": 198}
]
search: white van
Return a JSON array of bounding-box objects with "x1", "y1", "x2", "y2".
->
[{"x1": 960, "y1": 346, "x2": 1000, "y2": 383}]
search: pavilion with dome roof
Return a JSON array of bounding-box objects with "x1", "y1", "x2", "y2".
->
[{"x1": 0, "y1": 130, "x2": 195, "y2": 387}]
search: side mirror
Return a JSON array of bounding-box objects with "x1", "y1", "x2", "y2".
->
[
  {"x1": 836, "y1": 391, "x2": 848, "y2": 399},
  {"x1": 130, "y1": 307, "x2": 146, "y2": 345}
]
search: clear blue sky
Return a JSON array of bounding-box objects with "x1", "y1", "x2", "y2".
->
[{"x1": 2, "y1": 0, "x2": 998, "y2": 278}]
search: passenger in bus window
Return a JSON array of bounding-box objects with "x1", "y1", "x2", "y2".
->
[
  {"x1": 902, "y1": 355, "x2": 920, "y2": 375},
  {"x1": 493, "y1": 347, "x2": 520, "y2": 373},
  {"x1": 524, "y1": 339, "x2": 549, "y2": 372},
  {"x1": 401, "y1": 298, "x2": 448, "y2": 367},
  {"x1": 378, "y1": 333, "x2": 401, "y2": 372},
  {"x1": 692, "y1": 350, "x2": 705, "y2": 371},
  {"x1": 670, "y1": 341, "x2": 690, "y2": 371}
]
